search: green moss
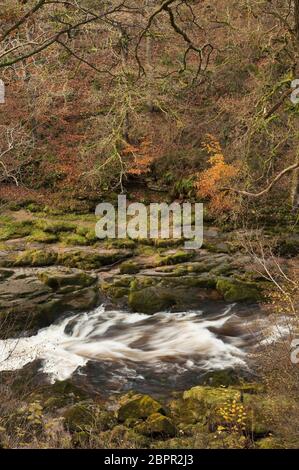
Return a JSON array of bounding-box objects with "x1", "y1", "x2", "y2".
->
[
  {"x1": 158, "y1": 251, "x2": 195, "y2": 266},
  {"x1": 57, "y1": 250, "x2": 129, "y2": 270},
  {"x1": 26, "y1": 203, "x2": 45, "y2": 213},
  {"x1": 120, "y1": 261, "x2": 140, "y2": 274},
  {"x1": 274, "y1": 238, "x2": 299, "y2": 258},
  {"x1": 60, "y1": 233, "x2": 89, "y2": 246},
  {"x1": 128, "y1": 287, "x2": 175, "y2": 314},
  {"x1": 135, "y1": 413, "x2": 176, "y2": 438},
  {"x1": 63, "y1": 404, "x2": 94, "y2": 432},
  {"x1": 177, "y1": 275, "x2": 217, "y2": 289},
  {"x1": 216, "y1": 278, "x2": 262, "y2": 302},
  {"x1": 14, "y1": 249, "x2": 57, "y2": 267},
  {"x1": 76, "y1": 226, "x2": 98, "y2": 244},
  {"x1": 99, "y1": 425, "x2": 149, "y2": 448},
  {"x1": 0, "y1": 220, "x2": 34, "y2": 241},
  {"x1": 27, "y1": 229, "x2": 58, "y2": 243},
  {"x1": 257, "y1": 437, "x2": 284, "y2": 449},
  {"x1": 202, "y1": 369, "x2": 241, "y2": 387},
  {"x1": 106, "y1": 238, "x2": 136, "y2": 249},
  {"x1": 118, "y1": 393, "x2": 165, "y2": 423},
  {"x1": 183, "y1": 386, "x2": 240, "y2": 405},
  {"x1": 38, "y1": 270, "x2": 95, "y2": 291},
  {"x1": 35, "y1": 219, "x2": 76, "y2": 233},
  {"x1": 154, "y1": 239, "x2": 183, "y2": 248},
  {"x1": 106, "y1": 286, "x2": 129, "y2": 299}
]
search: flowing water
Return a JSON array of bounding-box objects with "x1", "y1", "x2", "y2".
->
[{"x1": 0, "y1": 303, "x2": 289, "y2": 395}]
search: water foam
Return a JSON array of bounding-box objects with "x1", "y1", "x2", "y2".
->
[{"x1": 0, "y1": 305, "x2": 247, "y2": 382}]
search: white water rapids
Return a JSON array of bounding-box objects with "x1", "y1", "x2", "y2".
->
[{"x1": 0, "y1": 304, "x2": 289, "y2": 392}]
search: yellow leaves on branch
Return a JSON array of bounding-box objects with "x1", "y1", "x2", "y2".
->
[{"x1": 196, "y1": 134, "x2": 239, "y2": 214}]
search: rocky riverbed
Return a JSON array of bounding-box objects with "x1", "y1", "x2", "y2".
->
[{"x1": 0, "y1": 208, "x2": 298, "y2": 449}]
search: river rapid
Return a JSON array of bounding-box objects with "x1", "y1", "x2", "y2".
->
[{"x1": 0, "y1": 302, "x2": 288, "y2": 395}]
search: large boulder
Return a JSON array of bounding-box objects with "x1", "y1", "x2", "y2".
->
[
  {"x1": 128, "y1": 287, "x2": 175, "y2": 314},
  {"x1": 135, "y1": 413, "x2": 176, "y2": 438},
  {"x1": 216, "y1": 278, "x2": 262, "y2": 302},
  {"x1": 63, "y1": 403, "x2": 94, "y2": 432},
  {"x1": 117, "y1": 393, "x2": 165, "y2": 423},
  {"x1": 0, "y1": 267, "x2": 100, "y2": 337}
]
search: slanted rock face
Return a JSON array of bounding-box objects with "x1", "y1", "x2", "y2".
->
[
  {"x1": 117, "y1": 393, "x2": 165, "y2": 423},
  {"x1": 0, "y1": 267, "x2": 100, "y2": 337}
]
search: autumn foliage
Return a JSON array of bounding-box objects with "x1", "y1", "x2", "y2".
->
[
  {"x1": 123, "y1": 139, "x2": 159, "y2": 176},
  {"x1": 196, "y1": 135, "x2": 239, "y2": 215}
]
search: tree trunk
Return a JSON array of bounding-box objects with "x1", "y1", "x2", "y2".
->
[
  {"x1": 291, "y1": 1, "x2": 299, "y2": 208},
  {"x1": 295, "y1": 0, "x2": 299, "y2": 41}
]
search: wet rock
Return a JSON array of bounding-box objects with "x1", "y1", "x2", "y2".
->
[{"x1": 0, "y1": 267, "x2": 100, "y2": 337}]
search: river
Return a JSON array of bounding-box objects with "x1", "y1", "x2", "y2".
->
[{"x1": 0, "y1": 302, "x2": 289, "y2": 396}]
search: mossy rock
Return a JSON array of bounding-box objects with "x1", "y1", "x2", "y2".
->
[
  {"x1": 38, "y1": 380, "x2": 87, "y2": 411},
  {"x1": 211, "y1": 262, "x2": 235, "y2": 276},
  {"x1": 44, "y1": 396, "x2": 70, "y2": 410},
  {"x1": 183, "y1": 386, "x2": 240, "y2": 407},
  {"x1": 154, "y1": 239, "x2": 183, "y2": 248},
  {"x1": 60, "y1": 233, "x2": 90, "y2": 246},
  {"x1": 105, "y1": 286, "x2": 129, "y2": 299},
  {"x1": 152, "y1": 436, "x2": 195, "y2": 449},
  {"x1": 71, "y1": 431, "x2": 90, "y2": 447},
  {"x1": 256, "y1": 437, "x2": 284, "y2": 449},
  {"x1": 120, "y1": 261, "x2": 140, "y2": 274},
  {"x1": 216, "y1": 278, "x2": 261, "y2": 302},
  {"x1": 26, "y1": 203, "x2": 45, "y2": 213},
  {"x1": 27, "y1": 229, "x2": 58, "y2": 243},
  {"x1": 100, "y1": 425, "x2": 149, "y2": 448},
  {"x1": 128, "y1": 287, "x2": 175, "y2": 314},
  {"x1": 118, "y1": 393, "x2": 165, "y2": 423},
  {"x1": 76, "y1": 226, "x2": 98, "y2": 244},
  {"x1": 38, "y1": 270, "x2": 96, "y2": 291},
  {"x1": 0, "y1": 269, "x2": 14, "y2": 281},
  {"x1": 274, "y1": 238, "x2": 299, "y2": 258},
  {"x1": 96, "y1": 410, "x2": 118, "y2": 432},
  {"x1": 202, "y1": 369, "x2": 241, "y2": 387},
  {"x1": 106, "y1": 238, "x2": 136, "y2": 249},
  {"x1": 0, "y1": 220, "x2": 34, "y2": 241},
  {"x1": 177, "y1": 275, "x2": 217, "y2": 289},
  {"x1": 63, "y1": 403, "x2": 94, "y2": 432},
  {"x1": 35, "y1": 219, "x2": 76, "y2": 233},
  {"x1": 158, "y1": 251, "x2": 195, "y2": 266},
  {"x1": 14, "y1": 249, "x2": 57, "y2": 267},
  {"x1": 172, "y1": 386, "x2": 241, "y2": 427},
  {"x1": 135, "y1": 413, "x2": 176, "y2": 438},
  {"x1": 179, "y1": 386, "x2": 271, "y2": 437},
  {"x1": 57, "y1": 250, "x2": 130, "y2": 270}
]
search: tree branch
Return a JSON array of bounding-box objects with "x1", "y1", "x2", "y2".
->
[{"x1": 224, "y1": 162, "x2": 299, "y2": 198}]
